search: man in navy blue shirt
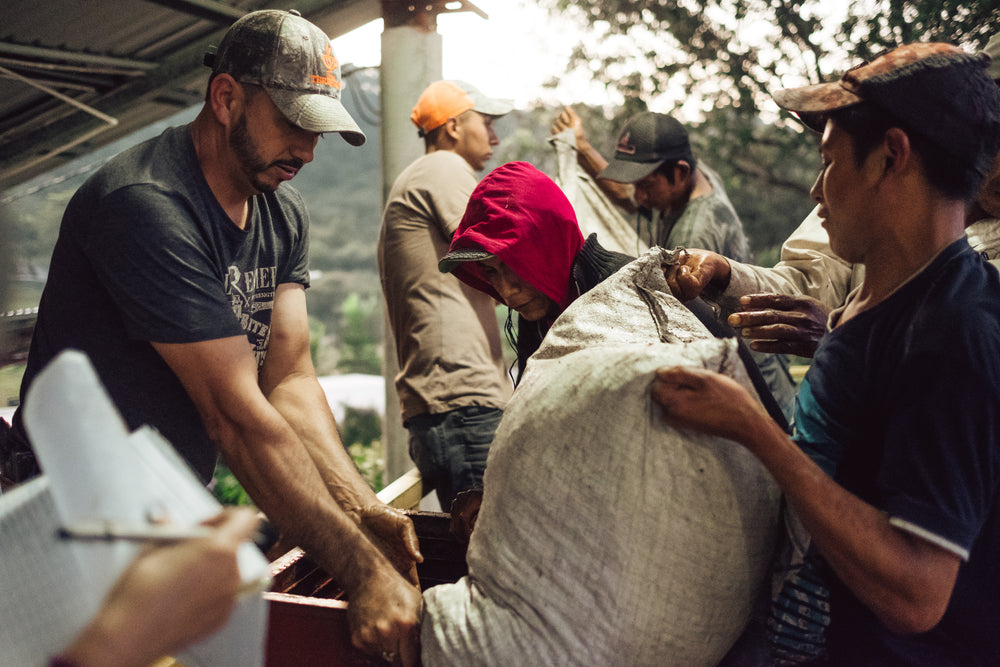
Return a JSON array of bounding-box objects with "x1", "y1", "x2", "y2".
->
[{"x1": 654, "y1": 42, "x2": 1000, "y2": 664}]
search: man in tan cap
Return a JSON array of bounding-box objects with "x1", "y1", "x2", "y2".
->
[
  {"x1": 3, "y1": 10, "x2": 422, "y2": 664},
  {"x1": 378, "y1": 81, "x2": 513, "y2": 512},
  {"x1": 653, "y1": 42, "x2": 1000, "y2": 664}
]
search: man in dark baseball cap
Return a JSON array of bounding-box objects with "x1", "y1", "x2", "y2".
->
[
  {"x1": 599, "y1": 111, "x2": 694, "y2": 184},
  {"x1": 592, "y1": 108, "x2": 797, "y2": 422},
  {"x1": 6, "y1": 9, "x2": 424, "y2": 664}
]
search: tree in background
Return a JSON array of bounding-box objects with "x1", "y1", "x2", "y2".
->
[
  {"x1": 537, "y1": 0, "x2": 995, "y2": 112},
  {"x1": 529, "y1": 0, "x2": 997, "y2": 262},
  {"x1": 343, "y1": 407, "x2": 385, "y2": 491},
  {"x1": 336, "y1": 292, "x2": 382, "y2": 375}
]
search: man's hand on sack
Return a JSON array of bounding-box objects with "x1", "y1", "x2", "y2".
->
[
  {"x1": 449, "y1": 489, "x2": 484, "y2": 545},
  {"x1": 663, "y1": 249, "x2": 732, "y2": 302}
]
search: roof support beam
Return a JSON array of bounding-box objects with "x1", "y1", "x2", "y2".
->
[
  {"x1": 142, "y1": 0, "x2": 246, "y2": 24},
  {"x1": 0, "y1": 41, "x2": 157, "y2": 73}
]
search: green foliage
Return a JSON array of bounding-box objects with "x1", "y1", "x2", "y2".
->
[
  {"x1": 840, "y1": 1, "x2": 999, "y2": 60},
  {"x1": 337, "y1": 292, "x2": 382, "y2": 375},
  {"x1": 344, "y1": 407, "x2": 385, "y2": 491},
  {"x1": 342, "y1": 406, "x2": 382, "y2": 448},
  {"x1": 541, "y1": 0, "x2": 996, "y2": 112},
  {"x1": 308, "y1": 316, "x2": 326, "y2": 368},
  {"x1": 0, "y1": 364, "x2": 24, "y2": 409},
  {"x1": 211, "y1": 461, "x2": 254, "y2": 507},
  {"x1": 350, "y1": 441, "x2": 384, "y2": 492}
]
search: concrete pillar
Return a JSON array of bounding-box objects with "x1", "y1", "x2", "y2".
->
[{"x1": 379, "y1": 16, "x2": 443, "y2": 483}]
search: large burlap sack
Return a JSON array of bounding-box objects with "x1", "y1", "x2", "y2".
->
[{"x1": 422, "y1": 248, "x2": 781, "y2": 666}]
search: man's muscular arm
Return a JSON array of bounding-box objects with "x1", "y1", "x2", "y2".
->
[
  {"x1": 260, "y1": 284, "x2": 421, "y2": 579},
  {"x1": 152, "y1": 294, "x2": 422, "y2": 663}
]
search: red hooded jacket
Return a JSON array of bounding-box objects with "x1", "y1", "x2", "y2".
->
[{"x1": 448, "y1": 161, "x2": 585, "y2": 315}]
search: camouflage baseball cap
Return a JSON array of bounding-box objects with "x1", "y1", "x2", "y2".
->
[
  {"x1": 772, "y1": 42, "x2": 998, "y2": 167},
  {"x1": 205, "y1": 9, "x2": 365, "y2": 146}
]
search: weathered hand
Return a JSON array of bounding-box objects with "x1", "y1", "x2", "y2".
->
[
  {"x1": 348, "y1": 566, "x2": 424, "y2": 667},
  {"x1": 449, "y1": 488, "x2": 484, "y2": 545},
  {"x1": 650, "y1": 366, "x2": 769, "y2": 443},
  {"x1": 728, "y1": 293, "x2": 829, "y2": 357},
  {"x1": 551, "y1": 104, "x2": 592, "y2": 150},
  {"x1": 353, "y1": 504, "x2": 423, "y2": 587},
  {"x1": 663, "y1": 249, "x2": 731, "y2": 302}
]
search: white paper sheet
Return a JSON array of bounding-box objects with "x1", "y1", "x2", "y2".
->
[{"x1": 0, "y1": 349, "x2": 270, "y2": 666}]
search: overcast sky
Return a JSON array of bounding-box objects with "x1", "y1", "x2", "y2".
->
[
  {"x1": 332, "y1": 0, "x2": 858, "y2": 118},
  {"x1": 331, "y1": 0, "x2": 611, "y2": 108}
]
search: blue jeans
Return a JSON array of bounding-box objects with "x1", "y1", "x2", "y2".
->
[{"x1": 405, "y1": 405, "x2": 503, "y2": 512}]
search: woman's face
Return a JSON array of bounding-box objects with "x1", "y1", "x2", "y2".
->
[{"x1": 477, "y1": 257, "x2": 559, "y2": 321}]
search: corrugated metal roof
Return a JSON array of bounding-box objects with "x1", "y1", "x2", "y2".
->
[{"x1": 0, "y1": 0, "x2": 381, "y2": 190}]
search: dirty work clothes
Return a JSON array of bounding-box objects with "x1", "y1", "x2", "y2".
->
[
  {"x1": 640, "y1": 164, "x2": 751, "y2": 263},
  {"x1": 801, "y1": 238, "x2": 1000, "y2": 664},
  {"x1": 406, "y1": 405, "x2": 503, "y2": 511},
  {"x1": 8, "y1": 125, "x2": 309, "y2": 483},
  {"x1": 379, "y1": 151, "x2": 510, "y2": 505},
  {"x1": 379, "y1": 150, "x2": 510, "y2": 422}
]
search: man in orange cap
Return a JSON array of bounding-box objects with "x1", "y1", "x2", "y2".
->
[{"x1": 378, "y1": 81, "x2": 513, "y2": 512}]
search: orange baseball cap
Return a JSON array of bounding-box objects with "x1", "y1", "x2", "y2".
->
[{"x1": 410, "y1": 80, "x2": 513, "y2": 136}]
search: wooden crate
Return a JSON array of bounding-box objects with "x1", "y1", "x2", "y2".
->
[{"x1": 264, "y1": 511, "x2": 468, "y2": 666}]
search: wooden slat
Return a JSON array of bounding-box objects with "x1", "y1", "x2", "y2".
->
[{"x1": 375, "y1": 466, "x2": 423, "y2": 510}]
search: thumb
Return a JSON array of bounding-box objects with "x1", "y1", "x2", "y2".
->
[{"x1": 207, "y1": 507, "x2": 260, "y2": 548}]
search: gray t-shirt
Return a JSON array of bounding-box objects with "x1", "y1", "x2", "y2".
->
[
  {"x1": 656, "y1": 164, "x2": 751, "y2": 262},
  {"x1": 14, "y1": 125, "x2": 310, "y2": 481}
]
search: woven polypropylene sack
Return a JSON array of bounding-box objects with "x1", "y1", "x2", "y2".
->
[{"x1": 422, "y1": 248, "x2": 781, "y2": 666}]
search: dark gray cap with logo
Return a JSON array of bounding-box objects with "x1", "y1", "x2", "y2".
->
[
  {"x1": 599, "y1": 112, "x2": 692, "y2": 184},
  {"x1": 204, "y1": 9, "x2": 366, "y2": 146}
]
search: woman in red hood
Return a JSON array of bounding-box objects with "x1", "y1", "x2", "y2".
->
[
  {"x1": 439, "y1": 161, "x2": 633, "y2": 384},
  {"x1": 439, "y1": 161, "x2": 790, "y2": 433}
]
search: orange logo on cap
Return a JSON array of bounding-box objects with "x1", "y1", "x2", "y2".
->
[{"x1": 311, "y1": 44, "x2": 342, "y2": 90}]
